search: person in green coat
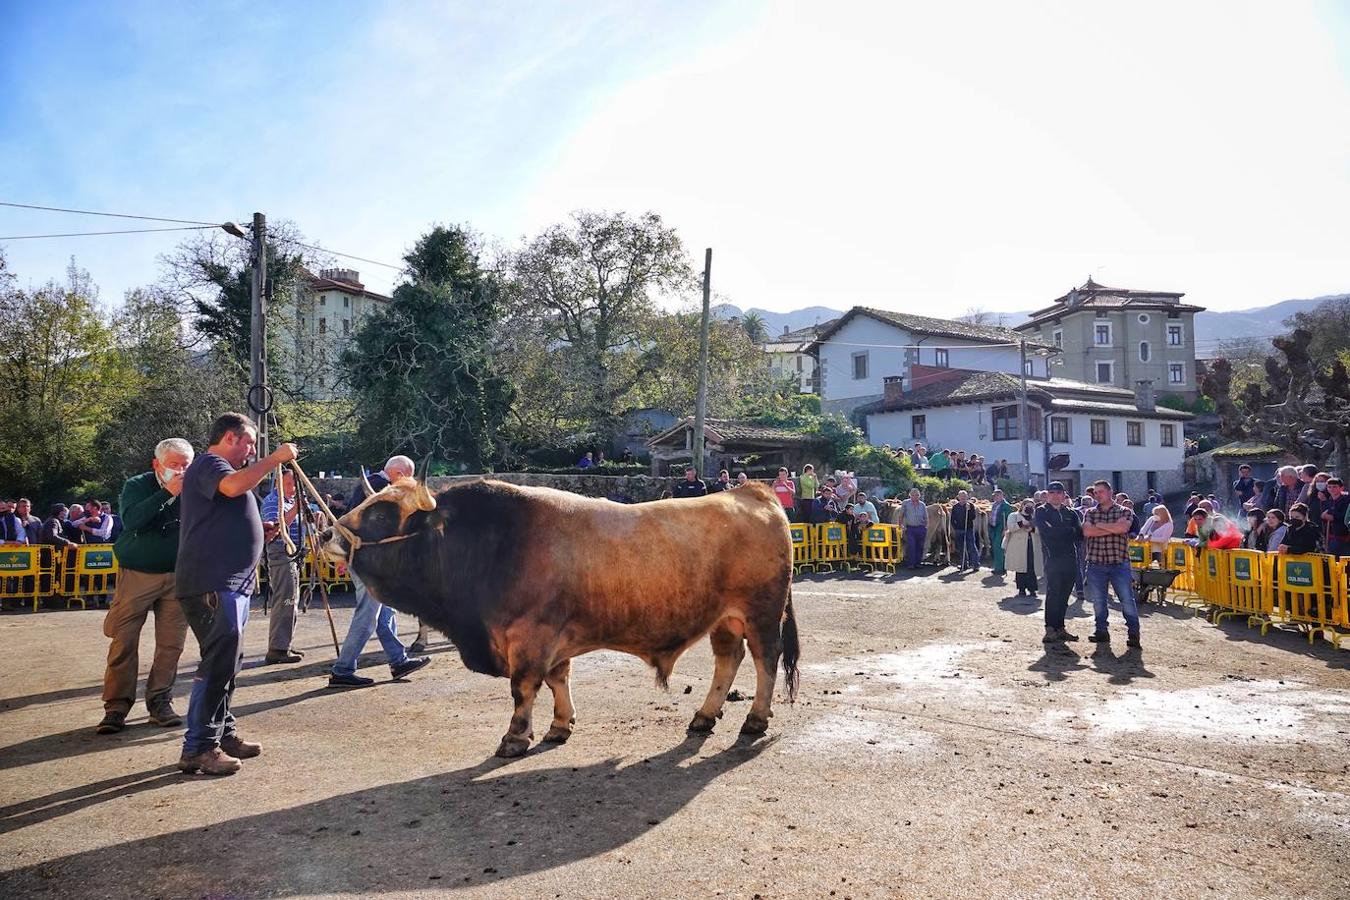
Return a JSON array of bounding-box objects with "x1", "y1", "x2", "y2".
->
[
  {"x1": 988, "y1": 488, "x2": 1014, "y2": 575},
  {"x1": 97, "y1": 438, "x2": 194, "y2": 735},
  {"x1": 929, "y1": 448, "x2": 950, "y2": 480}
]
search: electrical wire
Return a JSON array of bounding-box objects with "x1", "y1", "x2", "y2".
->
[
  {"x1": 0, "y1": 225, "x2": 219, "y2": 240},
  {"x1": 1, "y1": 198, "x2": 406, "y2": 275},
  {"x1": 0, "y1": 201, "x2": 223, "y2": 227},
  {"x1": 289, "y1": 241, "x2": 403, "y2": 271}
]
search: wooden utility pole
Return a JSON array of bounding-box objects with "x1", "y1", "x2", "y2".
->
[
  {"x1": 693, "y1": 247, "x2": 713, "y2": 478},
  {"x1": 249, "y1": 211, "x2": 269, "y2": 458},
  {"x1": 1018, "y1": 337, "x2": 1030, "y2": 485}
]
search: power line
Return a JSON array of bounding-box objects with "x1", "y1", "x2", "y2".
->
[
  {"x1": 0, "y1": 225, "x2": 219, "y2": 240},
  {"x1": 290, "y1": 240, "x2": 403, "y2": 271},
  {"x1": 0, "y1": 201, "x2": 222, "y2": 227},
  {"x1": 2, "y1": 198, "x2": 405, "y2": 273}
]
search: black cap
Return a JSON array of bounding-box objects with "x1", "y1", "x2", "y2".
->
[{"x1": 1047, "y1": 481, "x2": 1066, "y2": 492}]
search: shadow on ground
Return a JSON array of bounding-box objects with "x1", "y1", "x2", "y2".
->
[{"x1": 0, "y1": 733, "x2": 771, "y2": 897}]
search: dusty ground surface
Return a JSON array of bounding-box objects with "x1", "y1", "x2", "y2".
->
[{"x1": 1, "y1": 569, "x2": 1348, "y2": 900}]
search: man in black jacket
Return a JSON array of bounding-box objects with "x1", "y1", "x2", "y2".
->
[
  {"x1": 1034, "y1": 482, "x2": 1082, "y2": 644},
  {"x1": 672, "y1": 466, "x2": 707, "y2": 499},
  {"x1": 950, "y1": 490, "x2": 979, "y2": 571}
]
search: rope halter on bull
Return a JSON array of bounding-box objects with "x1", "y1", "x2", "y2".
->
[{"x1": 286, "y1": 460, "x2": 435, "y2": 563}]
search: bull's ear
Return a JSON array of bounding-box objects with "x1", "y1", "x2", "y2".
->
[{"x1": 414, "y1": 480, "x2": 437, "y2": 512}]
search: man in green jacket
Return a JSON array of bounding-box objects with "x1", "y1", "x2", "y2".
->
[
  {"x1": 988, "y1": 488, "x2": 1014, "y2": 575},
  {"x1": 97, "y1": 438, "x2": 194, "y2": 734}
]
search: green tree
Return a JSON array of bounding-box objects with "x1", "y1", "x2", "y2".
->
[
  {"x1": 510, "y1": 210, "x2": 693, "y2": 439},
  {"x1": 344, "y1": 225, "x2": 513, "y2": 469},
  {"x1": 90, "y1": 287, "x2": 243, "y2": 496},
  {"x1": 632, "y1": 311, "x2": 776, "y2": 417},
  {"x1": 0, "y1": 258, "x2": 128, "y2": 501},
  {"x1": 160, "y1": 225, "x2": 309, "y2": 393},
  {"x1": 741, "y1": 311, "x2": 768, "y2": 344}
]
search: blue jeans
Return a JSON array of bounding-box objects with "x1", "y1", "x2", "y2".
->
[
  {"x1": 954, "y1": 529, "x2": 979, "y2": 568},
  {"x1": 1086, "y1": 561, "x2": 1140, "y2": 635},
  {"x1": 181, "y1": 590, "x2": 250, "y2": 755},
  {"x1": 332, "y1": 571, "x2": 408, "y2": 677}
]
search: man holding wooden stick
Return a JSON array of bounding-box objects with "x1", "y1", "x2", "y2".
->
[{"x1": 175, "y1": 412, "x2": 298, "y2": 776}]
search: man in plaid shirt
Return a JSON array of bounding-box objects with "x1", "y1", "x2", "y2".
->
[{"x1": 1081, "y1": 479, "x2": 1141, "y2": 648}]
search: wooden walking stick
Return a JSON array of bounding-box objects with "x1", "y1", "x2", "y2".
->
[{"x1": 288, "y1": 460, "x2": 341, "y2": 655}]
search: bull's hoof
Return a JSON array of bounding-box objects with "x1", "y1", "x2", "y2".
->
[
  {"x1": 494, "y1": 735, "x2": 531, "y2": 758},
  {"x1": 740, "y1": 714, "x2": 770, "y2": 736},
  {"x1": 687, "y1": 712, "x2": 717, "y2": 733},
  {"x1": 542, "y1": 725, "x2": 573, "y2": 744}
]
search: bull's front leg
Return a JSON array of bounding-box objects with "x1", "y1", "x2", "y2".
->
[
  {"x1": 542, "y1": 659, "x2": 576, "y2": 743},
  {"x1": 496, "y1": 668, "x2": 544, "y2": 758}
]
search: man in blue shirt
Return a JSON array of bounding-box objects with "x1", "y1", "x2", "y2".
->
[
  {"x1": 0, "y1": 500, "x2": 28, "y2": 544},
  {"x1": 260, "y1": 468, "x2": 304, "y2": 664},
  {"x1": 327, "y1": 456, "x2": 432, "y2": 688},
  {"x1": 176, "y1": 412, "x2": 298, "y2": 776}
]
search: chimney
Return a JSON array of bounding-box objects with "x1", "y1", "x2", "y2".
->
[
  {"x1": 1135, "y1": 379, "x2": 1156, "y2": 412},
  {"x1": 883, "y1": 375, "x2": 904, "y2": 404}
]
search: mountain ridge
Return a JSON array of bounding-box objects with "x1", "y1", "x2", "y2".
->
[{"x1": 714, "y1": 293, "x2": 1350, "y2": 346}]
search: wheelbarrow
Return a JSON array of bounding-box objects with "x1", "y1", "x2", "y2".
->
[{"x1": 1133, "y1": 566, "x2": 1180, "y2": 604}]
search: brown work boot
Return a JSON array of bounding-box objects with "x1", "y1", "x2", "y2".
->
[
  {"x1": 220, "y1": 734, "x2": 262, "y2": 759},
  {"x1": 177, "y1": 747, "x2": 242, "y2": 776}
]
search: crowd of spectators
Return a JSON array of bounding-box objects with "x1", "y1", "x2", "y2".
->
[
  {"x1": 0, "y1": 497, "x2": 123, "y2": 549},
  {"x1": 880, "y1": 444, "x2": 1010, "y2": 485}
]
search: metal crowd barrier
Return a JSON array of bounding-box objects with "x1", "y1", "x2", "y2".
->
[
  {"x1": 791, "y1": 522, "x2": 903, "y2": 574},
  {"x1": 1190, "y1": 547, "x2": 1348, "y2": 649},
  {"x1": 858, "y1": 525, "x2": 901, "y2": 574},
  {"x1": 0, "y1": 544, "x2": 118, "y2": 611}
]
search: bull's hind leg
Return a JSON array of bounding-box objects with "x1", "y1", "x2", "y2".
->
[
  {"x1": 542, "y1": 659, "x2": 576, "y2": 743},
  {"x1": 741, "y1": 616, "x2": 783, "y2": 736},
  {"x1": 688, "y1": 618, "x2": 746, "y2": 732},
  {"x1": 496, "y1": 667, "x2": 544, "y2": 758}
]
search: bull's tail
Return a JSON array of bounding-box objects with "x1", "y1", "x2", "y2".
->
[{"x1": 780, "y1": 588, "x2": 800, "y2": 703}]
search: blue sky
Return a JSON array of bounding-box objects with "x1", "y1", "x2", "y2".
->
[{"x1": 2, "y1": 0, "x2": 1349, "y2": 317}]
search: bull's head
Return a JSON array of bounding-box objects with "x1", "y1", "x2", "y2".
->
[{"x1": 322, "y1": 476, "x2": 439, "y2": 563}]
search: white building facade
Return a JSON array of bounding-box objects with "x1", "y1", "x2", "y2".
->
[
  {"x1": 764, "y1": 325, "x2": 818, "y2": 394},
  {"x1": 859, "y1": 369, "x2": 1191, "y2": 496},
  {"x1": 809, "y1": 308, "x2": 1053, "y2": 418},
  {"x1": 275, "y1": 268, "x2": 390, "y2": 401}
]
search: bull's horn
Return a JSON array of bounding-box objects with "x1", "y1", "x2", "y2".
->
[
  {"x1": 360, "y1": 467, "x2": 376, "y2": 498},
  {"x1": 414, "y1": 480, "x2": 437, "y2": 511}
]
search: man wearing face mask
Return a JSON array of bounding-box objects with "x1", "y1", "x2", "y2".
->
[
  {"x1": 96, "y1": 438, "x2": 195, "y2": 735},
  {"x1": 1278, "y1": 502, "x2": 1320, "y2": 555},
  {"x1": 1300, "y1": 470, "x2": 1332, "y2": 550}
]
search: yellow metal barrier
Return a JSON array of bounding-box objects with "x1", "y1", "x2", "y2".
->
[
  {"x1": 1197, "y1": 548, "x2": 1226, "y2": 609},
  {"x1": 1127, "y1": 540, "x2": 1149, "y2": 569},
  {"x1": 789, "y1": 522, "x2": 815, "y2": 573},
  {"x1": 313, "y1": 553, "x2": 351, "y2": 592},
  {"x1": 1165, "y1": 541, "x2": 1198, "y2": 601},
  {"x1": 58, "y1": 545, "x2": 119, "y2": 609},
  {"x1": 814, "y1": 523, "x2": 850, "y2": 573},
  {"x1": 1215, "y1": 549, "x2": 1273, "y2": 628},
  {"x1": 858, "y1": 524, "x2": 900, "y2": 574},
  {"x1": 1269, "y1": 553, "x2": 1346, "y2": 646},
  {"x1": 0, "y1": 545, "x2": 59, "y2": 612}
]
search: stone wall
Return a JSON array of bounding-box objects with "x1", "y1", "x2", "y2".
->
[{"x1": 314, "y1": 473, "x2": 887, "y2": 504}]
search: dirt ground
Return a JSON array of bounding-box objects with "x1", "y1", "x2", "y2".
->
[{"x1": 1, "y1": 569, "x2": 1348, "y2": 900}]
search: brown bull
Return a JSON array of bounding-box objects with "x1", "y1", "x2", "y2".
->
[{"x1": 323, "y1": 477, "x2": 800, "y2": 758}]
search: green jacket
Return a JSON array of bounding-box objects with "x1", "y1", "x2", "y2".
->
[
  {"x1": 112, "y1": 471, "x2": 180, "y2": 574},
  {"x1": 988, "y1": 499, "x2": 1014, "y2": 533}
]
